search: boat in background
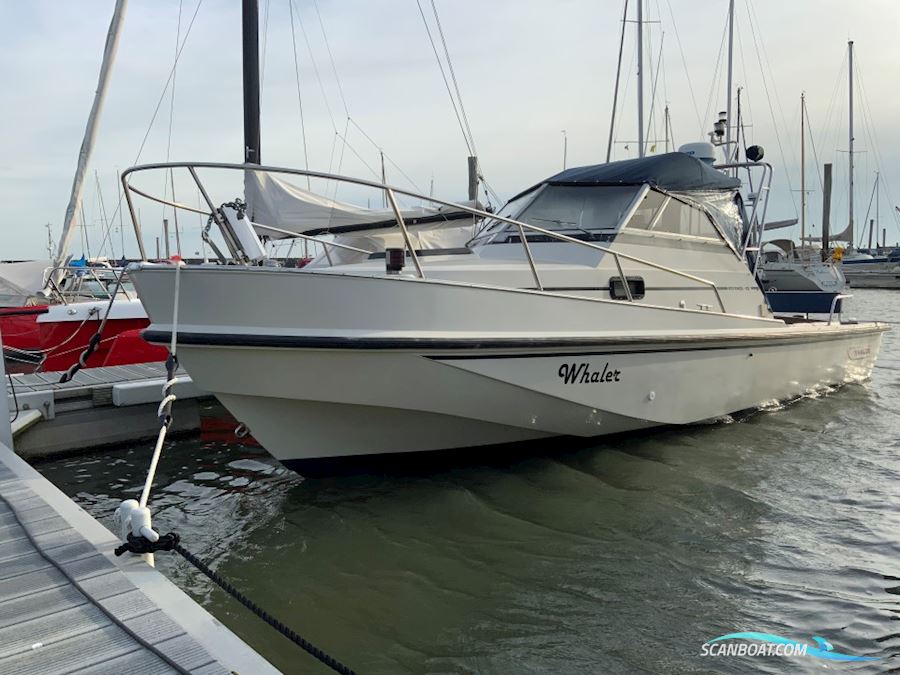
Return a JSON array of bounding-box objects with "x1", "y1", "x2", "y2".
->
[
  {"x1": 757, "y1": 241, "x2": 847, "y2": 314},
  {"x1": 755, "y1": 92, "x2": 847, "y2": 314}
]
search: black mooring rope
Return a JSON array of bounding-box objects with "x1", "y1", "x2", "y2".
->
[{"x1": 115, "y1": 533, "x2": 357, "y2": 675}]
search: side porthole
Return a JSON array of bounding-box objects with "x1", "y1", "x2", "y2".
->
[{"x1": 609, "y1": 276, "x2": 646, "y2": 300}]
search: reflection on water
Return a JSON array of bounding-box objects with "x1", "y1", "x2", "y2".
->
[{"x1": 36, "y1": 290, "x2": 900, "y2": 674}]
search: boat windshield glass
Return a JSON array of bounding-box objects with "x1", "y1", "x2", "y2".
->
[{"x1": 470, "y1": 185, "x2": 639, "y2": 244}]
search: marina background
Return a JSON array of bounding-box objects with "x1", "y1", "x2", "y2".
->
[{"x1": 4, "y1": 0, "x2": 900, "y2": 260}]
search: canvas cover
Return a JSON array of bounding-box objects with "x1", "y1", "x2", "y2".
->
[{"x1": 246, "y1": 172, "x2": 475, "y2": 238}]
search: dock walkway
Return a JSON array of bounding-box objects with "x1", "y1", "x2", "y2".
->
[
  {"x1": 7, "y1": 363, "x2": 209, "y2": 457},
  {"x1": 0, "y1": 439, "x2": 279, "y2": 675}
]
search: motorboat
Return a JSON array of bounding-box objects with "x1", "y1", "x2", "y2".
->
[
  {"x1": 840, "y1": 249, "x2": 900, "y2": 288},
  {"x1": 124, "y1": 153, "x2": 888, "y2": 469}
]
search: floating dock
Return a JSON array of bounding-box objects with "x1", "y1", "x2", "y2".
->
[
  {"x1": 0, "y1": 437, "x2": 279, "y2": 674},
  {"x1": 7, "y1": 363, "x2": 209, "y2": 458}
]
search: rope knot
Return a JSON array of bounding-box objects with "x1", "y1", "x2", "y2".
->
[{"x1": 114, "y1": 531, "x2": 180, "y2": 557}]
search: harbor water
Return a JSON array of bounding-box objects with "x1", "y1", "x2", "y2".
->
[{"x1": 36, "y1": 289, "x2": 900, "y2": 674}]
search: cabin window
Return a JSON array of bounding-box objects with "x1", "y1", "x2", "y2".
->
[
  {"x1": 471, "y1": 185, "x2": 640, "y2": 244},
  {"x1": 624, "y1": 189, "x2": 666, "y2": 230},
  {"x1": 624, "y1": 191, "x2": 722, "y2": 242},
  {"x1": 516, "y1": 185, "x2": 638, "y2": 235},
  {"x1": 653, "y1": 198, "x2": 721, "y2": 239}
]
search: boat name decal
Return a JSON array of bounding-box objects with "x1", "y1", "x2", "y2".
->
[
  {"x1": 558, "y1": 362, "x2": 621, "y2": 384},
  {"x1": 847, "y1": 346, "x2": 871, "y2": 361}
]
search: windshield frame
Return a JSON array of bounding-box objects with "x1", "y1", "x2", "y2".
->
[{"x1": 469, "y1": 184, "x2": 647, "y2": 246}]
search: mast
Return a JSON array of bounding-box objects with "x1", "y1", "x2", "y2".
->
[
  {"x1": 637, "y1": 0, "x2": 644, "y2": 158},
  {"x1": 822, "y1": 163, "x2": 833, "y2": 261},
  {"x1": 664, "y1": 104, "x2": 670, "y2": 152},
  {"x1": 848, "y1": 40, "x2": 854, "y2": 246},
  {"x1": 725, "y1": 0, "x2": 735, "y2": 162},
  {"x1": 243, "y1": 0, "x2": 261, "y2": 165},
  {"x1": 52, "y1": 0, "x2": 128, "y2": 273},
  {"x1": 800, "y1": 92, "x2": 806, "y2": 245},
  {"x1": 606, "y1": 0, "x2": 629, "y2": 163},
  {"x1": 875, "y1": 171, "x2": 880, "y2": 249}
]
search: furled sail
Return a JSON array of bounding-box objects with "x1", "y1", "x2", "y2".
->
[{"x1": 245, "y1": 172, "x2": 477, "y2": 238}]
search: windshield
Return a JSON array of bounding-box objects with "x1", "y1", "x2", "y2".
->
[{"x1": 471, "y1": 185, "x2": 640, "y2": 244}]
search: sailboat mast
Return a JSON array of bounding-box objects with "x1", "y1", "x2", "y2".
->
[
  {"x1": 637, "y1": 0, "x2": 644, "y2": 158},
  {"x1": 664, "y1": 105, "x2": 670, "y2": 152},
  {"x1": 875, "y1": 171, "x2": 880, "y2": 249},
  {"x1": 725, "y1": 0, "x2": 735, "y2": 160},
  {"x1": 848, "y1": 40, "x2": 854, "y2": 246},
  {"x1": 53, "y1": 0, "x2": 128, "y2": 271},
  {"x1": 243, "y1": 0, "x2": 261, "y2": 165},
  {"x1": 801, "y1": 92, "x2": 806, "y2": 244}
]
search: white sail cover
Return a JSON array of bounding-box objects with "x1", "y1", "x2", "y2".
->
[{"x1": 245, "y1": 172, "x2": 475, "y2": 238}]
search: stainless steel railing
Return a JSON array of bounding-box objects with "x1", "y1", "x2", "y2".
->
[
  {"x1": 121, "y1": 161, "x2": 729, "y2": 313},
  {"x1": 40, "y1": 265, "x2": 134, "y2": 304}
]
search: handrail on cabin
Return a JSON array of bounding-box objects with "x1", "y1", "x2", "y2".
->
[{"x1": 121, "y1": 161, "x2": 729, "y2": 313}]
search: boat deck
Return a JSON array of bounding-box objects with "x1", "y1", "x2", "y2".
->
[{"x1": 0, "y1": 440, "x2": 278, "y2": 675}]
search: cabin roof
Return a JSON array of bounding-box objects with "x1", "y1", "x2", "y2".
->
[{"x1": 537, "y1": 152, "x2": 741, "y2": 193}]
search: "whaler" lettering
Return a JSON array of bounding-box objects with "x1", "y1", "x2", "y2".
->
[{"x1": 558, "y1": 362, "x2": 622, "y2": 384}]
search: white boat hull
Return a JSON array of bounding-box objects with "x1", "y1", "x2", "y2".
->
[
  {"x1": 845, "y1": 270, "x2": 900, "y2": 289},
  {"x1": 130, "y1": 265, "x2": 886, "y2": 467}
]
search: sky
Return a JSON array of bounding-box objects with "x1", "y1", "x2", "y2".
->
[{"x1": 3, "y1": 0, "x2": 900, "y2": 259}]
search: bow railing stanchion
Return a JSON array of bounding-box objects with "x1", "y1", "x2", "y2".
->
[
  {"x1": 187, "y1": 166, "x2": 243, "y2": 262},
  {"x1": 611, "y1": 252, "x2": 633, "y2": 302},
  {"x1": 517, "y1": 225, "x2": 543, "y2": 290},
  {"x1": 385, "y1": 187, "x2": 424, "y2": 278}
]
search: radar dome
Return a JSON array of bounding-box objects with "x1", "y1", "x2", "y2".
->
[{"x1": 677, "y1": 142, "x2": 718, "y2": 165}]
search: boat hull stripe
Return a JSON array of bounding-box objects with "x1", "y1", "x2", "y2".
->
[{"x1": 142, "y1": 325, "x2": 887, "y2": 355}]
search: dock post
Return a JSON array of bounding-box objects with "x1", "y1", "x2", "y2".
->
[{"x1": 0, "y1": 327, "x2": 13, "y2": 450}]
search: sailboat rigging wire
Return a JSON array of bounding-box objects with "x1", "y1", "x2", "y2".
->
[
  {"x1": 430, "y1": 0, "x2": 478, "y2": 156},
  {"x1": 288, "y1": 0, "x2": 311, "y2": 187},
  {"x1": 416, "y1": 0, "x2": 472, "y2": 156},
  {"x1": 94, "y1": 170, "x2": 113, "y2": 258},
  {"x1": 347, "y1": 120, "x2": 422, "y2": 193},
  {"x1": 804, "y1": 102, "x2": 825, "y2": 195},
  {"x1": 100, "y1": 0, "x2": 204, "y2": 244},
  {"x1": 80, "y1": 202, "x2": 92, "y2": 261},
  {"x1": 663, "y1": 0, "x2": 702, "y2": 135},
  {"x1": 735, "y1": 20, "x2": 753, "y2": 148},
  {"x1": 702, "y1": 13, "x2": 728, "y2": 136},
  {"x1": 289, "y1": 0, "x2": 337, "y2": 132},
  {"x1": 610, "y1": 14, "x2": 636, "y2": 157},
  {"x1": 854, "y1": 52, "x2": 900, "y2": 232},
  {"x1": 607, "y1": 0, "x2": 629, "y2": 163},
  {"x1": 164, "y1": 0, "x2": 184, "y2": 256},
  {"x1": 645, "y1": 31, "x2": 665, "y2": 151},
  {"x1": 743, "y1": 0, "x2": 798, "y2": 218},
  {"x1": 745, "y1": 0, "x2": 799, "y2": 216},
  {"x1": 312, "y1": 0, "x2": 349, "y2": 117}
]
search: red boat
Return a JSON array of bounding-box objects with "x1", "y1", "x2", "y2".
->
[{"x1": 0, "y1": 298, "x2": 167, "y2": 373}]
